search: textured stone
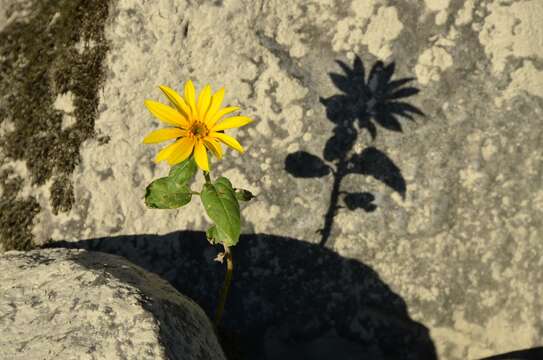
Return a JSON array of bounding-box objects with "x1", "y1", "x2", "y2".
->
[
  {"x1": 0, "y1": 248, "x2": 226, "y2": 360},
  {"x1": 1, "y1": 0, "x2": 543, "y2": 359}
]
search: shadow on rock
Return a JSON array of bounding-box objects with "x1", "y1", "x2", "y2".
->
[
  {"x1": 479, "y1": 347, "x2": 543, "y2": 360},
  {"x1": 284, "y1": 56, "x2": 423, "y2": 247},
  {"x1": 42, "y1": 231, "x2": 436, "y2": 360}
]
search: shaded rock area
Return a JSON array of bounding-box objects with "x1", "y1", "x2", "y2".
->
[
  {"x1": 0, "y1": 247, "x2": 226, "y2": 360},
  {"x1": 42, "y1": 231, "x2": 437, "y2": 360},
  {"x1": 1, "y1": 0, "x2": 543, "y2": 359}
]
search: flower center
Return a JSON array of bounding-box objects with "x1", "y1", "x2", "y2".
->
[{"x1": 190, "y1": 121, "x2": 208, "y2": 138}]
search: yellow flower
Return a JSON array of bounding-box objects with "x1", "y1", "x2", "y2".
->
[{"x1": 143, "y1": 80, "x2": 253, "y2": 172}]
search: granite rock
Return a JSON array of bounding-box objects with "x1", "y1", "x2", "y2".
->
[
  {"x1": 1, "y1": 0, "x2": 543, "y2": 359},
  {"x1": 0, "y1": 248, "x2": 226, "y2": 360}
]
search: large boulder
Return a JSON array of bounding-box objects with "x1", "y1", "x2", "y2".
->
[{"x1": 0, "y1": 248, "x2": 226, "y2": 360}]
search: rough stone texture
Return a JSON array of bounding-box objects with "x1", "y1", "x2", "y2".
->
[
  {"x1": 0, "y1": 248, "x2": 226, "y2": 360},
  {"x1": 1, "y1": 0, "x2": 543, "y2": 359}
]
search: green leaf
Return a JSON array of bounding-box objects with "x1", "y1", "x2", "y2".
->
[
  {"x1": 206, "y1": 225, "x2": 231, "y2": 245},
  {"x1": 234, "y1": 188, "x2": 255, "y2": 202},
  {"x1": 145, "y1": 176, "x2": 192, "y2": 209},
  {"x1": 169, "y1": 156, "x2": 197, "y2": 185},
  {"x1": 206, "y1": 225, "x2": 219, "y2": 245},
  {"x1": 200, "y1": 176, "x2": 240, "y2": 246}
]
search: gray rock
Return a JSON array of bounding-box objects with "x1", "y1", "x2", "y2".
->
[{"x1": 0, "y1": 248, "x2": 226, "y2": 360}]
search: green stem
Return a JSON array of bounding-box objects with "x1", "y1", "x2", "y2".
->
[
  {"x1": 190, "y1": 191, "x2": 200, "y2": 195},
  {"x1": 214, "y1": 245, "x2": 233, "y2": 330},
  {"x1": 204, "y1": 171, "x2": 211, "y2": 183}
]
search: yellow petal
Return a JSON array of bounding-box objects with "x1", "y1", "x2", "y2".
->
[
  {"x1": 159, "y1": 85, "x2": 192, "y2": 124},
  {"x1": 203, "y1": 137, "x2": 223, "y2": 160},
  {"x1": 204, "y1": 87, "x2": 225, "y2": 124},
  {"x1": 197, "y1": 84, "x2": 212, "y2": 120},
  {"x1": 145, "y1": 100, "x2": 187, "y2": 127},
  {"x1": 167, "y1": 137, "x2": 196, "y2": 165},
  {"x1": 193, "y1": 139, "x2": 209, "y2": 171},
  {"x1": 184, "y1": 80, "x2": 197, "y2": 117},
  {"x1": 206, "y1": 106, "x2": 240, "y2": 128},
  {"x1": 211, "y1": 116, "x2": 253, "y2": 132},
  {"x1": 210, "y1": 132, "x2": 244, "y2": 153},
  {"x1": 154, "y1": 139, "x2": 185, "y2": 163},
  {"x1": 143, "y1": 128, "x2": 186, "y2": 144}
]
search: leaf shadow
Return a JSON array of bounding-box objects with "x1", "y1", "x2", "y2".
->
[
  {"x1": 349, "y1": 146, "x2": 407, "y2": 198},
  {"x1": 40, "y1": 231, "x2": 437, "y2": 360}
]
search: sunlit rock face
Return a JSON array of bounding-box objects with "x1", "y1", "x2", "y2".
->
[
  {"x1": 1, "y1": 0, "x2": 543, "y2": 359},
  {"x1": 0, "y1": 248, "x2": 226, "y2": 360}
]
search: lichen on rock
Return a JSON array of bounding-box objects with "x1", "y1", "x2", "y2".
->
[{"x1": 0, "y1": 0, "x2": 111, "y2": 250}]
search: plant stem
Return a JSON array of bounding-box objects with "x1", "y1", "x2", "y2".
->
[
  {"x1": 190, "y1": 191, "x2": 200, "y2": 195},
  {"x1": 214, "y1": 245, "x2": 233, "y2": 330},
  {"x1": 204, "y1": 171, "x2": 211, "y2": 183}
]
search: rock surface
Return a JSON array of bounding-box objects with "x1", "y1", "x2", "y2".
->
[
  {"x1": 0, "y1": 248, "x2": 226, "y2": 360},
  {"x1": 1, "y1": 0, "x2": 543, "y2": 359}
]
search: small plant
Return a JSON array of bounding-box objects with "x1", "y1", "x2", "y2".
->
[{"x1": 142, "y1": 80, "x2": 255, "y2": 328}]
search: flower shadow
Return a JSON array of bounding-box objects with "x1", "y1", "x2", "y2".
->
[
  {"x1": 41, "y1": 231, "x2": 437, "y2": 360},
  {"x1": 321, "y1": 56, "x2": 423, "y2": 140},
  {"x1": 285, "y1": 56, "x2": 424, "y2": 247}
]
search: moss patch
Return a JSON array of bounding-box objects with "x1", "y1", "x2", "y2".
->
[
  {"x1": 0, "y1": 0, "x2": 111, "y2": 251},
  {"x1": 0, "y1": 169, "x2": 40, "y2": 250}
]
